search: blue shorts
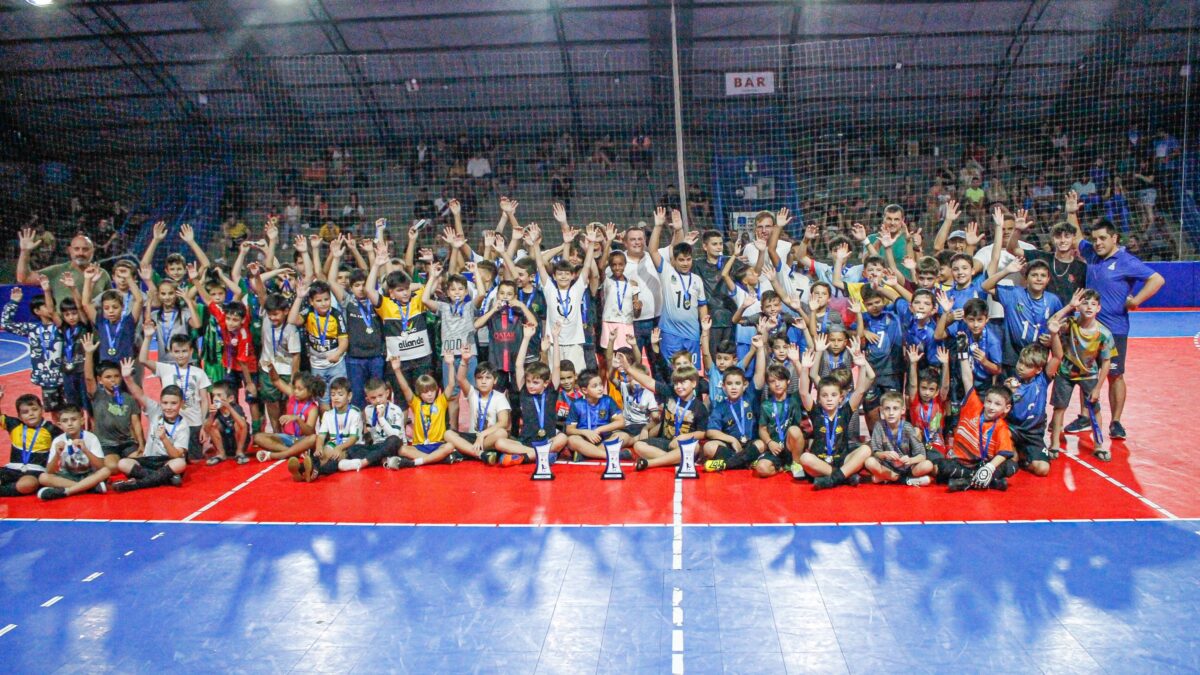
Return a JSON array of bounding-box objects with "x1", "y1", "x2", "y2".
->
[
  {"x1": 276, "y1": 433, "x2": 301, "y2": 447},
  {"x1": 416, "y1": 443, "x2": 442, "y2": 454},
  {"x1": 660, "y1": 333, "x2": 700, "y2": 368}
]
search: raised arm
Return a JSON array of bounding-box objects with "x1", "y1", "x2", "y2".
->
[
  {"x1": 179, "y1": 223, "x2": 212, "y2": 269},
  {"x1": 932, "y1": 200, "x2": 960, "y2": 253},
  {"x1": 140, "y1": 221, "x2": 168, "y2": 273},
  {"x1": 648, "y1": 207, "x2": 666, "y2": 271},
  {"x1": 844, "y1": 341, "x2": 876, "y2": 410},
  {"x1": 119, "y1": 358, "x2": 150, "y2": 410},
  {"x1": 420, "y1": 261, "x2": 444, "y2": 312}
]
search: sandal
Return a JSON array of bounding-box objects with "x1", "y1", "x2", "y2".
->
[
  {"x1": 205, "y1": 456, "x2": 223, "y2": 467},
  {"x1": 235, "y1": 454, "x2": 250, "y2": 465},
  {"x1": 1093, "y1": 448, "x2": 1111, "y2": 462}
]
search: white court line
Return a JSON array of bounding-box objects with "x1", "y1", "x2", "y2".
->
[
  {"x1": 5, "y1": 517, "x2": 1196, "y2": 528},
  {"x1": 0, "y1": 624, "x2": 16, "y2": 638},
  {"x1": 181, "y1": 460, "x2": 283, "y2": 522},
  {"x1": 40, "y1": 596, "x2": 63, "y2": 608},
  {"x1": 81, "y1": 572, "x2": 102, "y2": 582},
  {"x1": 671, "y1": 474, "x2": 685, "y2": 675},
  {"x1": 1063, "y1": 452, "x2": 1179, "y2": 520},
  {"x1": 0, "y1": 338, "x2": 30, "y2": 370}
]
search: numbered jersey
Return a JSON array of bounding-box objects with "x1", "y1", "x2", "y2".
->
[
  {"x1": 657, "y1": 258, "x2": 706, "y2": 338},
  {"x1": 996, "y1": 286, "x2": 1063, "y2": 351}
]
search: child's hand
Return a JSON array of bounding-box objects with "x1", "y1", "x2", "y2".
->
[
  {"x1": 849, "y1": 222, "x2": 867, "y2": 242},
  {"x1": 8, "y1": 287, "x2": 22, "y2": 303},
  {"x1": 757, "y1": 316, "x2": 775, "y2": 335},
  {"x1": 970, "y1": 345, "x2": 986, "y2": 361},
  {"x1": 552, "y1": 320, "x2": 564, "y2": 338},
  {"x1": 1047, "y1": 317, "x2": 1062, "y2": 335},
  {"x1": 84, "y1": 264, "x2": 102, "y2": 283},
  {"x1": 650, "y1": 327, "x2": 661, "y2": 345},
  {"x1": 935, "y1": 345, "x2": 949, "y2": 363},
  {"x1": 848, "y1": 299, "x2": 863, "y2": 315},
  {"x1": 750, "y1": 334, "x2": 764, "y2": 351},
  {"x1": 607, "y1": 330, "x2": 619, "y2": 348},
  {"x1": 847, "y1": 339, "x2": 866, "y2": 365},
  {"x1": 785, "y1": 344, "x2": 800, "y2": 362},
  {"x1": 700, "y1": 315, "x2": 712, "y2": 332},
  {"x1": 180, "y1": 223, "x2": 196, "y2": 242},
  {"x1": 142, "y1": 319, "x2": 156, "y2": 337},
  {"x1": 813, "y1": 333, "x2": 828, "y2": 352},
  {"x1": 1069, "y1": 288, "x2": 1086, "y2": 309},
  {"x1": 584, "y1": 430, "x2": 602, "y2": 444},
  {"x1": 151, "y1": 220, "x2": 168, "y2": 242},
  {"x1": 935, "y1": 289, "x2": 953, "y2": 314},
  {"x1": 186, "y1": 262, "x2": 200, "y2": 281},
  {"x1": 443, "y1": 349, "x2": 456, "y2": 364},
  {"x1": 800, "y1": 349, "x2": 817, "y2": 369},
  {"x1": 81, "y1": 333, "x2": 99, "y2": 353},
  {"x1": 120, "y1": 358, "x2": 135, "y2": 378},
  {"x1": 761, "y1": 264, "x2": 777, "y2": 282},
  {"x1": 905, "y1": 344, "x2": 922, "y2": 363},
  {"x1": 965, "y1": 221, "x2": 982, "y2": 247},
  {"x1": 388, "y1": 355, "x2": 402, "y2": 372},
  {"x1": 60, "y1": 272, "x2": 75, "y2": 289},
  {"x1": 1004, "y1": 257, "x2": 1025, "y2": 275}
]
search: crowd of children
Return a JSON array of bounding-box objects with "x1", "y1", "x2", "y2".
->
[{"x1": 0, "y1": 191, "x2": 1140, "y2": 500}]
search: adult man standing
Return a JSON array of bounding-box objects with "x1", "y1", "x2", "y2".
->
[
  {"x1": 1073, "y1": 220, "x2": 1164, "y2": 440},
  {"x1": 16, "y1": 228, "x2": 110, "y2": 305},
  {"x1": 853, "y1": 204, "x2": 911, "y2": 279},
  {"x1": 620, "y1": 224, "x2": 663, "y2": 370}
]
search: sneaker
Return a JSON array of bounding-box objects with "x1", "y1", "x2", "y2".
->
[
  {"x1": 256, "y1": 450, "x2": 272, "y2": 462},
  {"x1": 206, "y1": 456, "x2": 223, "y2": 466},
  {"x1": 481, "y1": 450, "x2": 500, "y2": 466},
  {"x1": 287, "y1": 457, "x2": 304, "y2": 481},
  {"x1": 947, "y1": 477, "x2": 972, "y2": 492},
  {"x1": 1108, "y1": 420, "x2": 1126, "y2": 440},
  {"x1": 1064, "y1": 416, "x2": 1091, "y2": 433},
  {"x1": 37, "y1": 487, "x2": 67, "y2": 501},
  {"x1": 790, "y1": 464, "x2": 805, "y2": 480},
  {"x1": 499, "y1": 454, "x2": 525, "y2": 467},
  {"x1": 383, "y1": 457, "x2": 402, "y2": 470},
  {"x1": 846, "y1": 474, "x2": 861, "y2": 487},
  {"x1": 619, "y1": 449, "x2": 633, "y2": 461},
  {"x1": 703, "y1": 459, "x2": 727, "y2": 473},
  {"x1": 989, "y1": 476, "x2": 1008, "y2": 492},
  {"x1": 235, "y1": 454, "x2": 250, "y2": 465},
  {"x1": 92, "y1": 481, "x2": 108, "y2": 495},
  {"x1": 169, "y1": 475, "x2": 183, "y2": 487},
  {"x1": 446, "y1": 451, "x2": 466, "y2": 465},
  {"x1": 112, "y1": 480, "x2": 137, "y2": 493},
  {"x1": 905, "y1": 476, "x2": 931, "y2": 487},
  {"x1": 812, "y1": 475, "x2": 837, "y2": 490},
  {"x1": 635, "y1": 458, "x2": 649, "y2": 472}
]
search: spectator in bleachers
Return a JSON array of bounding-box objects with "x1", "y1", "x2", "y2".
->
[
  {"x1": 630, "y1": 134, "x2": 652, "y2": 181},
  {"x1": 1133, "y1": 158, "x2": 1157, "y2": 227},
  {"x1": 408, "y1": 139, "x2": 434, "y2": 186},
  {"x1": 590, "y1": 133, "x2": 616, "y2": 169},
  {"x1": 659, "y1": 184, "x2": 681, "y2": 211},
  {"x1": 341, "y1": 192, "x2": 365, "y2": 230},
  {"x1": 412, "y1": 187, "x2": 436, "y2": 222}
]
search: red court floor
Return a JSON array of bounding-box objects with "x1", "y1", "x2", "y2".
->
[{"x1": 0, "y1": 333, "x2": 1196, "y2": 527}]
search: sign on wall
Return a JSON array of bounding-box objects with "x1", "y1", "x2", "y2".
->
[{"x1": 724, "y1": 71, "x2": 775, "y2": 96}]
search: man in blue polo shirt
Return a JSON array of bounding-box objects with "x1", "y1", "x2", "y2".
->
[{"x1": 1071, "y1": 220, "x2": 1164, "y2": 440}]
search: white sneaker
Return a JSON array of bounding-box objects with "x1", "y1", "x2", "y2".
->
[
  {"x1": 905, "y1": 476, "x2": 931, "y2": 487},
  {"x1": 338, "y1": 458, "x2": 365, "y2": 472},
  {"x1": 256, "y1": 450, "x2": 271, "y2": 462},
  {"x1": 383, "y1": 457, "x2": 402, "y2": 470}
]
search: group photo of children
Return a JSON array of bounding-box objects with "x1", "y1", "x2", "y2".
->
[{"x1": 1, "y1": 190, "x2": 1164, "y2": 500}]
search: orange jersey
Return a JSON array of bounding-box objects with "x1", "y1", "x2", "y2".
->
[{"x1": 949, "y1": 391, "x2": 1014, "y2": 463}]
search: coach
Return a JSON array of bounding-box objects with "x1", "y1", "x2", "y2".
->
[
  {"x1": 15, "y1": 228, "x2": 111, "y2": 306},
  {"x1": 1077, "y1": 220, "x2": 1163, "y2": 441}
]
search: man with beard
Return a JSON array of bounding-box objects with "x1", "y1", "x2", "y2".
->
[{"x1": 16, "y1": 228, "x2": 111, "y2": 306}]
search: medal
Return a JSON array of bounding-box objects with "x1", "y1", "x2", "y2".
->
[
  {"x1": 555, "y1": 286, "x2": 572, "y2": 319},
  {"x1": 316, "y1": 311, "x2": 331, "y2": 349},
  {"x1": 477, "y1": 391, "x2": 494, "y2": 432},
  {"x1": 107, "y1": 348, "x2": 117, "y2": 356},
  {"x1": 356, "y1": 298, "x2": 375, "y2": 335},
  {"x1": 674, "y1": 396, "x2": 695, "y2": 438},
  {"x1": 532, "y1": 392, "x2": 548, "y2": 437},
  {"x1": 537, "y1": 429, "x2": 546, "y2": 438},
  {"x1": 822, "y1": 408, "x2": 837, "y2": 461},
  {"x1": 102, "y1": 315, "x2": 125, "y2": 358}
]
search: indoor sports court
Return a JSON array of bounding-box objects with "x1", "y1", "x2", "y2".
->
[{"x1": 2, "y1": 0, "x2": 1200, "y2": 673}]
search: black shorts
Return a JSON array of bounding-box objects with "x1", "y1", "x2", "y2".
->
[
  {"x1": 862, "y1": 374, "x2": 902, "y2": 412},
  {"x1": 102, "y1": 441, "x2": 139, "y2": 458},
  {"x1": 753, "y1": 449, "x2": 794, "y2": 469},
  {"x1": 458, "y1": 432, "x2": 478, "y2": 444},
  {"x1": 40, "y1": 387, "x2": 66, "y2": 413},
  {"x1": 1011, "y1": 425, "x2": 1051, "y2": 465},
  {"x1": 0, "y1": 467, "x2": 42, "y2": 484},
  {"x1": 136, "y1": 456, "x2": 170, "y2": 471},
  {"x1": 1051, "y1": 376, "x2": 1099, "y2": 410},
  {"x1": 187, "y1": 426, "x2": 203, "y2": 461}
]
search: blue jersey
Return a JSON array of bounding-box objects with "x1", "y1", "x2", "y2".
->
[
  {"x1": 566, "y1": 396, "x2": 621, "y2": 431},
  {"x1": 946, "y1": 275, "x2": 987, "y2": 311},
  {"x1": 857, "y1": 309, "x2": 902, "y2": 375},
  {"x1": 946, "y1": 321, "x2": 1003, "y2": 384},
  {"x1": 995, "y1": 286, "x2": 1063, "y2": 351},
  {"x1": 1079, "y1": 241, "x2": 1155, "y2": 335},
  {"x1": 656, "y1": 258, "x2": 707, "y2": 339},
  {"x1": 707, "y1": 394, "x2": 759, "y2": 443},
  {"x1": 895, "y1": 299, "x2": 941, "y2": 366},
  {"x1": 1008, "y1": 371, "x2": 1050, "y2": 431}
]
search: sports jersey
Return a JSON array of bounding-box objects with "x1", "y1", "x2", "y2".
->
[
  {"x1": 517, "y1": 387, "x2": 559, "y2": 441},
  {"x1": 360, "y1": 402, "x2": 407, "y2": 445},
  {"x1": 803, "y1": 403, "x2": 853, "y2": 459},
  {"x1": 486, "y1": 307, "x2": 524, "y2": 372},
  {"x1": 342, "y1": 294, "x2": 384, "y2": 358},
  {"x1": 436, "y1": 299, "x2": 477, "y2": 355},
  {"x1": 949, "y1": 391, "x2": 1014, "y2": 463},
  {"x1": 995, "y1": 286, "x2": 1063, "y2": 352},
  {"x1": 611, "y1": 377, "x2": 658, "y2": 426},
  {"x1": 317, "y1": 406, "x2": 363, "y2": 448},
  {"x1": 894, "y1": 299, "x2": 942, "y2": 366},
  {"x1": 154, "y1": 362, "x2": 212, "y2": 427},
  {"x1": 652, "y1": 382, "x2": 707, "y2": 441},
  {"x1": 543, "y1": 278, "x2": 588, "y2": 345},
  {"x1": 378, "y1": 290, "x2": 431, "y2": 361},
  {"x1": 907, "y1": 393, "x2": 947, "y2": 451},
  {"x1": 149, "y1": 305, "x2": 193, "y2": 359},
  {"x1": 260, "y1": 319, "x2": 302, "y2": 376},
  {"x1": 143, "y1": 400, "x2": 189, "y2": 458},
  {"x1": 300, "y1": 307, "x2": 346, "y2": 369},
  {"x1": 945, "y1": 322, "x2": 1003, "y2": 384},
  {"x1": 206, "y1": 302, "x2": 257, "y2": 373},
  {"x1": 759, "y1": 394, "x2": 804, "y2": 445},
  {"x1": 857, "y1": 309, "x2": 902, "y2": 375},
  {"x1": 409, "y1": 393, "x2": 449, "y2": 444},
  {"x1": 707, "y1": 395, "x2": 758, "y2": 444},
  {"x1": 945, "y1": 275, "x2": 988, "y2": 311},
  {"x1": 869, "y1": 421, "x2": 925, "y2": 458},
  {"x1": 0, "y1": 304, "x2": 63, "y2": 388},
  {"x1": 1008, "y1": 371, "x2": 1051, "y2": 432},
  {"x1": 601, "y1": 276, "x2": 639, "y2": 324},
  {"x1": 4, "y1": 417, "x2": 61, "y2": 472},
  {"x1": 95, "y1": 314, "x2": 138, "y2": 362},
  {"x1": 282, "y1": 396, "x2": 318, "y2": 436},
  {"x1": 1058, "y1": 318, "x2": 1117, "y2": 381},
  {"x1": 48, "y1": 430, "x2": 102, "y2": 474},
  {"x1": 566, "y1": 395, "x2": 621, "y2": 432},
  {"x1": 656, "y1": 256, "x2": 707, "y2": 339}
]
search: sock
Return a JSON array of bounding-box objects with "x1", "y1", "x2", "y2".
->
[
  {"x1": 830, "y1": 468, "x2": 846, "y2": 484},
  {"x1": 128, "y1": 464, "x2": 149, "y2": 480},
  {"x1": 725, "y1": 450, "x2": 751, "y2": 470},
  {"x1": 413, "y1": 457, "x2": 425, "y2": 466},
  {"x1": 251, "y1": 418, "x2": 263, "y2": 435},
  {"x1": 140, "y1": 467, "x2": 176, "y2": 489},
  {"x1": 338, "y1": 458, "x2": 364, "y2": 472},
  {"x1": 0, "y1": 484, "x2": 21, "y2": 497},
  {"x1": 713, "y1": 445, "x2": 735, "y2": 461}
]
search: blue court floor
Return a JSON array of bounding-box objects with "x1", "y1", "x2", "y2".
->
[{"x1": 1, "y1": 519, "x2": 1198, "y2": 674}]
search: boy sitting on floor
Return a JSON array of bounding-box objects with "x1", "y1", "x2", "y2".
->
[
  {"x1": 113, "y1": 359, "x2": 188, "y2": 492},
  {"x1": 37, "y1": 404, "x2": 111, "y2": 500}
]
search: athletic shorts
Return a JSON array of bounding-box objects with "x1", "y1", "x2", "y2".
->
[
  {"x1": 558, "y1": 344, "x2": 586, "y2": 373},
  {"x1": 862, "y1": 374, "x2": 902, "y2": 412},
  {"x1": 0, "y1": 467, "x2": 43, "y2": 484},
  {"x1": 274, "y1": 433, "x2": 302, "y2": 447},
  {"x1": 458, "y1": 432, "x2": 479, "y2": 445},
  {"x1": 753, "y1": 449, "x2": 794, "y2": 470},
  {"x1": 659, "y1": 333, "x2": 700, "y2": 369},
  {"x1": 102, "y1": 441, "x2": 139, "y2": 458},
  {"x1": 1011, "y1": 425, "x2": 1051, "y2": 465},
  {"x1": 416, "y1": 443, "x2": 442, "y2": 454},
  {"x1": 622, "y1": 423, "x2": 646, "y2": 440},
  {"x1": 40, "y1": 387, "x2": 66, "y2": 413},
  {"x1": 135, "y1": 456, "x2": 170, "y2": 471},
  {"x1": 258, "y1": 372, "x2": 290, "y2": 403},
  {"x1": 56, "y1": 470, "x2": 93, "y2": 482},
  {"x1": 1051, "y1": 376, "x2": 1099, "y2": 410}
]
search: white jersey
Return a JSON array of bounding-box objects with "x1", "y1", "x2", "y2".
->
[
  {"x1": 318, "y1": 407, "x2": 363, "y2": 447},
  {"x1": 154, "y1": 362, "x2": 211, "y2": 427},
  {"x1": 602, "y1": 277, "x2": 639, "y2": 324},
  {"x1": 542, "y1": 278, "x2": 588, "y2": 346},
  {"x1": 259, "y1": 319, "x2": 302, "y2": 376},
  {"x1": 657, "y1": 256, "x2": 707, "y2": 338},
  {"x1": 48, "y1": 431, "x2": 102, "y2": 473},
  {"x1": 360, "y1": 402, "x2": 407, "y2": 445},
  {"x1": 468, "y1": 388, "x2": 512, "y2": 433},
  {"x1": 974, "y1": 241, "x2": 1035, "y2": 319},
  {"x1": 776, "y1": 261, "x2": 813, "y2": 308},
  {"x1": 620, "y1": 252, "x2": 661, "y2": 320}
]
